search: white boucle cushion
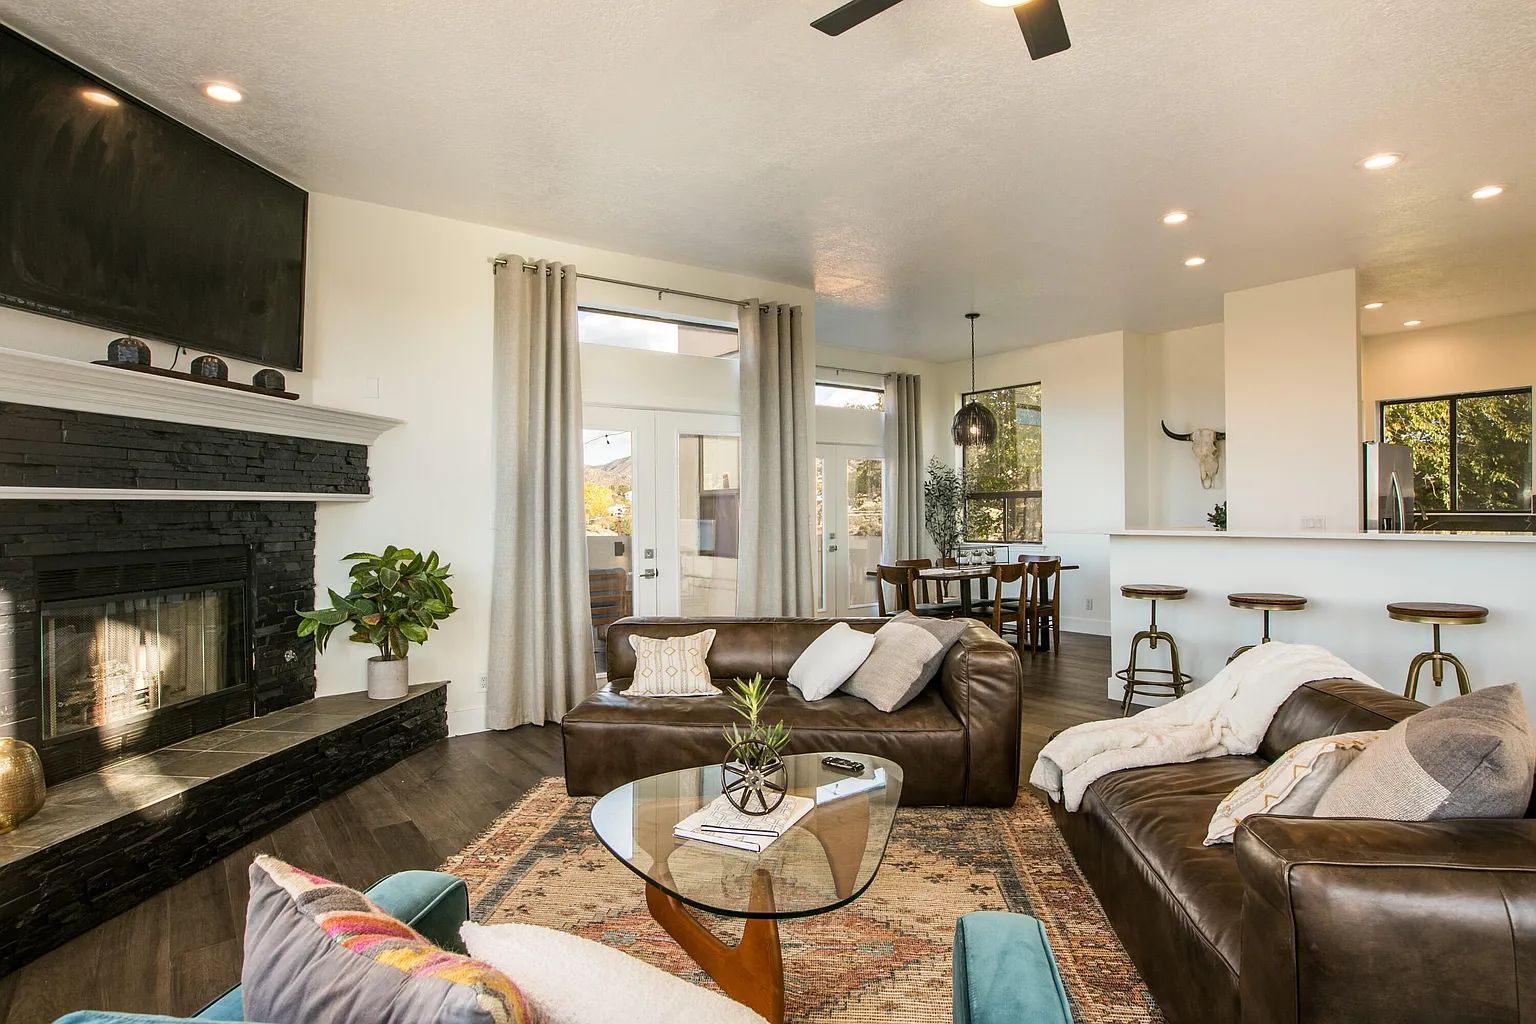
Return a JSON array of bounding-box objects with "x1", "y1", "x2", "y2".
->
[
  {"x1": 624, "y1": 629, "x2": 720, "y2": 696},
  {"x1": 461, "y1": 921, "x2": 769, "y2": 1024},
  {"x1": 788, "y1": 622, "x2": 877, "y2": 701},
  {"x1": 1203, "y1": 730, "x2": 1382, "y2": 845}
]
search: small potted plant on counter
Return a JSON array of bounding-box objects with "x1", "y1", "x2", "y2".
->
[{"x1": 297, "y1": 546, "x2": 458, "y2": 699}]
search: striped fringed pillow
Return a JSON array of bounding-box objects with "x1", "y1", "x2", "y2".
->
[{"x1": 243, "y1": 855, "x2": 535, "y2": 1024}]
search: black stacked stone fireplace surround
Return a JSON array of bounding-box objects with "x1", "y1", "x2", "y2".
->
[{"x1": 0, "y1": 401, "x2": 371, "y2": 780}]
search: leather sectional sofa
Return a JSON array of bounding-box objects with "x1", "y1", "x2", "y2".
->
[
  {"x1": 562, "y1": 616, "x2": 1023, "y2": 807},
  {"x1": 1051, "y1": 677, "x2": 1536, "y2": 1024}
]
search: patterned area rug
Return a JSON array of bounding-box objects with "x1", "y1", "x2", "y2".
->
[{"x1": 441, "y1": 779, "x2": 1162, "y2": 1023}]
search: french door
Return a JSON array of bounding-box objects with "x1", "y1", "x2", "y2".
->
[
  {"x1": 815, "y1": 443, "x2": 885, "y2": 618},
  {"x1": 583, "y1": 407, "x2": 742, "y2": 634}
]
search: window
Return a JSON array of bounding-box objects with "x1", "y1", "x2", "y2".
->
[
  {"x1": 814, "y1": 383, "x2": 883, "y2": 410},
  {"x1": 577, "y1": 308, "x2": 738, "y2": 357},
  {"x1": 1381, "y1": 388, "x2": 1533, "y2": 513},
  {"x1": 961, "y1": 383, "x2": 1043, "y2": 542}
]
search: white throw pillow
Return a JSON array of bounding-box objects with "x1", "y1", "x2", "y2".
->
[
  {"x1": 625, "y1": 630, "x2": 720, "y2": 696},
  {"x1": 462, "y1": 921, "x2": 769, "y2": 1024},
  {"x1": 788, "y1": 623, "x2": 876, "y2": 701},
  {"x1": 1204, "y1": 730, "x2": 1382, "y2": 845}
]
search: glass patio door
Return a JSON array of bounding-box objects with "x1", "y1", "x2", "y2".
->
[
  {"x1": 814, "y1": 444, "x2": 884, "y2": 618},
  {"x1": 583, "y1": 408, "x2": 741, "y2": 670}
]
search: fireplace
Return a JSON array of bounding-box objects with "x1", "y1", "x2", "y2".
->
[{"x1": 34, "y1": 546, "x2": 255, "y2": 781}]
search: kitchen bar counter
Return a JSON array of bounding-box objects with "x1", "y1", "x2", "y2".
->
[{"x1": 1107, "y1": 531, "x2": 1534, "y2": 713}]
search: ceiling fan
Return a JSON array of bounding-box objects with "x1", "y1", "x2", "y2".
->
[{"x1": 811, "y1": 0, "x2": 1071, "y2": 60}]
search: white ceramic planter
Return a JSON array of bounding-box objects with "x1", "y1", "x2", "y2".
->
[{"x1": 367, "y1": 656, "x2": 409, "y2": 700}]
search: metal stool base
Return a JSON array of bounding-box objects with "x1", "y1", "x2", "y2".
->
[
  {"x1": 1404, "y1": 624, "x2": 1472, "y2": 700},
  {"x1": 1116, "y1": 623, "x2": 1193, "y2": 716}
]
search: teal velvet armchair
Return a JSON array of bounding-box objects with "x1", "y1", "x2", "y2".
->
[
  {"x1": 952, "y1": 912, "x2": 1075, "y2": 1024},
  {"x1": 52, "y1": 870, "x2": 469, "y2": 1024}
]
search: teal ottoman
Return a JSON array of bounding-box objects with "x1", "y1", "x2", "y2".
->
[{"x1": 953, "y1": 912, "x2": 1074, "y2": 1024}]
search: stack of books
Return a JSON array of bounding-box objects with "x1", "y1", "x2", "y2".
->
[{"x1": 673, "y1": 793, "x2": 814, "y2": 852}]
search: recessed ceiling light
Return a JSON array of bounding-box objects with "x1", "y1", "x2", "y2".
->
[
  {"x1": 1162, "y1": 210, "x2": 1189, "y2": 225},
  {"x1": 1362, "y1": 302, "x2": 1384, "y2": 310},
  {"x1": 1358, "y1": 152, "x2": 1403, "y2": 171},
  {"x1": 80, "y1": 88, "x2": 119, "y2": 107},
  {"x1": 1402, "y1": 320, "x2": 1423, "y2": 328},
  {"x1": 1470, "y1": 185, "x2": 1505, "y2": 200},
  {"x1": 203, "y1": 83, "x2": 243, "y2": 104},
  {"x1": 1183, "y1": 256, "x2": 1206, "y2": 267}
]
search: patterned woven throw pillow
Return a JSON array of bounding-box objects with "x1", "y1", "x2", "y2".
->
[
  {"x1": 242, "y1": 855, "x2": 534, "y2": 1024},
  {"x1": 843, "y1": 611, "x2": 969, "y2": 713},
  {"x1": 625, "y1": 629, "x2": 720, "y2": 696},
  {"x1": 1204, "y1": 731, "x2": 1383, "y2": 845}
]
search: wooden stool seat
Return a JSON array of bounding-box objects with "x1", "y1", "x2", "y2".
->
[
  {"x1": 1226, "y1": 592, "x2": 1308, "y2": 663},
  {"x1": 1121, "y1": 584, "x2": 1188, "y2": 600},
  {"x1": 1228, "y1": 592, "x2": 1307, "y2": 611},
  {"x1": 1387, "y1": 602, "x2": 1489, "y2": 625}
]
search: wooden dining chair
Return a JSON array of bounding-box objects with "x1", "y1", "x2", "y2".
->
[
  {"x1": 896, "y1": 558, "x2": 962, "y2": 618},
  {"x1": 989, "y1": 562, "x2": 1029, "y2": 647},
  {"x1": 874, "y1": 564, "x2": 918, "y2": 617},
  {"x1": 1022, "y1": 556, "x2": 1062, "y2": 652}
]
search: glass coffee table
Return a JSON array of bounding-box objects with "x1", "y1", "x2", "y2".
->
[{"x1": 589, "y1": 752, "x2": 904, "y2": 1023}]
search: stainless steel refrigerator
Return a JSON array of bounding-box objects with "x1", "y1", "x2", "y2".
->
[{"x1": 1363, "y1": 442, "x2": 1417, "y2": 532}]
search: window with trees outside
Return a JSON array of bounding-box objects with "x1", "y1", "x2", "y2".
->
[
  {"x1": 1380, "y1": 388, "x2": 1534, "y2": 513},
  {"x1": 961, "y1": 383, "x2": 1043, "y2": 542}
]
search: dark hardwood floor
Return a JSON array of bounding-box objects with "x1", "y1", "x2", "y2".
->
[{"x1": 0, "y1": 633, "x2": 1116, "y2": 1024}]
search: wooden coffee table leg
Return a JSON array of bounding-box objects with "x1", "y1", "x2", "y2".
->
[{"x1": 644, "y1": 870, "x2": 785, "y2": 1024}]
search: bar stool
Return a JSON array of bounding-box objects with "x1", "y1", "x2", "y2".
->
[
  {"x1": 1388, "y1": 602, "x2": 1488, "y2": 700},
  {"x1": 1115, "y1": 584, "x2": 1193, "y2": 716},
  {"x1": 1227, "y1": 593, "x2": 1308, "y2": 662}
]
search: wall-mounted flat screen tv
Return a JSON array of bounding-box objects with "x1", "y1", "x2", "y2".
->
[{"x1": 0, "y1": 26, "x2": 307, "y2": 369}]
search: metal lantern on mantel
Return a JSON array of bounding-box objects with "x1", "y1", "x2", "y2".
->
[{"x1": 951, "y1": 312, "x2": 998, "y2": 447}]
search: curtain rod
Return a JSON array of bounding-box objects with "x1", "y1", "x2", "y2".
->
[{"x1": 488, "y1": 257, "x2": 753, "y2": 309}]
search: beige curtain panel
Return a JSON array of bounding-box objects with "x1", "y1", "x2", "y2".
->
[
  {"x1": 737, "y1": 300, "x2": 814, "y2": 616},
  {"x1": 881, "y1": 371, "x2": 924, "y2": 563},
  {"x1": 486, "y1": 256, "x2": 596, "y2": 728}
]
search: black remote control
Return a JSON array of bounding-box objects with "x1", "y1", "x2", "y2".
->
[{"x1": 822, "y1": 755, "x2": 865, "y2": 774}]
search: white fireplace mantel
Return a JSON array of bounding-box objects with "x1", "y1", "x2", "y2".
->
[{"x1": 0, "y1": 346, "x2": 402, "y2": 445}]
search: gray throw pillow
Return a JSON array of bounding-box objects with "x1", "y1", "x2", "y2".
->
[
  {"x1": 843, "y1": 611, "x2": 969, "y2": 713},
  {"x1": 1315, "y1": 684, "x2": 1536, "y2": 821},
  {"x1": 242, "y1": 855, "x2": 531, "y2": 1024}
]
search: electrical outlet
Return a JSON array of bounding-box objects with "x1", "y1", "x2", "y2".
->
[
  {"x1": 364, "y1": 376, "x2": 381, "y2": 399},
  {"x1": 477, "y1": 673, "x2": 488, "y2": 691},
  {"x1": 1085, "y1": 598, "x2": 1095, "y2": 611},
  {"x1": 1300, "y1": 514, "x2": 1327, "y2": 530}
]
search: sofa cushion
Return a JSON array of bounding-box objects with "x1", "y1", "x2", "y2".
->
[
  {"x1": 562, "y1": 679, "x2": 966, "y2": 804},
  {"x1": 788, "y1": 622, "x2": 875, "y2": 701},
  {"x1": 1260, "y1": 678, "x2": 1422, "y2": 761},
  {"x1": 606, "y1": 617, "x2": 882, "y2": 685},
  {"x1": 1053, "y1": 756, "x2": 1264, "y2": 1024},
  {"x1": 626, "y1": 629, "x2": 720, "y2": 696},
  {"x1": 1315, "y1": 684, "x2": 1536, "y2": 821},
  {"x1": 242, "y1": 857, "x2": 532, "y2": 1024},
  {"x1": 1205, "y1": 731, "x2": 1382, "y2": 845},
  {"x1": 845, "y1": 612, "x2": 969, "y2": 713}
]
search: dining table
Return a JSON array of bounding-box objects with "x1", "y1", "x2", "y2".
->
[{"x1": 866, "y1": 556, "x2": 1080, "y2": 650}]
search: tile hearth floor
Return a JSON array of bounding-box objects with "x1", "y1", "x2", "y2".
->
[
  {"x1": 0, "y1": 635, "x2": 1117, "y2": 1024},
  {"x1": 0, "y1": 684, "x2": 447, "y2": 867}
]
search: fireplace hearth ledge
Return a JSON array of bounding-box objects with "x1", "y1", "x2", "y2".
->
[
  {"x1": 0, "y1": 486, "x2": 372, "y2": 501},
  {"x1": 0, "y1": 345, "x2": 402, "y2": 445}
]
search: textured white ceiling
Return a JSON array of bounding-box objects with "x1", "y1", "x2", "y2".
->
[{"x1": 5, "y1": 0, "x2": 1535, "y2": 359}]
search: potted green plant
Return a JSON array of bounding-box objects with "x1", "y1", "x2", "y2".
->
[
  {"x1": 297, "y1": 547, "x2": 458, "y2": 699},
  {"x1": 1208, "y1": 501, "x2": 1228, "y2": 532},
  {"x1": 923, "y1": 457, "x2": 962, "y2": 560},
  {"x1": 720, "y1": 674, "x2": 792, "y2": 815}
]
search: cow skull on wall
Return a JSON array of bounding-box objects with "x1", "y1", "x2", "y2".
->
[{"x1": 1162, "y1": 421, "x2": 1226, "y2": 489}]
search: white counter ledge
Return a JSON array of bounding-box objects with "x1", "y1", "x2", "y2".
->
[{"x1": 1112, "y1": 528, "x2": 1536, "y2": 544}]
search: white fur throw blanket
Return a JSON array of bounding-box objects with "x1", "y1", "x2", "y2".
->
[{"x1": 1031, "y1": 642, "x2": 1378, "y2": 811}]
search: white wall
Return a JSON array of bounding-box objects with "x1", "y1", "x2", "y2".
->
[
  {"x1": 1224, "y1": 269, "x2": 1361, "y2": 532},
  {"x1": 1361, "y1": 309, "x2": 1536, "y2": 440},
  {"x1": 1143, "y1": 323, "x2": 1226, "y2": 527},
  {"x1": 302, "y1": 194, "x2": 815, "y2": 735},
  {"x1": 1109, "y1": 533, "x2": 1536, "y2": 715}
]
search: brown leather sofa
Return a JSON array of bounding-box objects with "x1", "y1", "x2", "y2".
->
[
  {"x1": 1051, "y1": 678, "x2": 1536, "y2": 1024},
  {"x1": 562, "y1": 616, "x2": 1022, "y2": 806}
]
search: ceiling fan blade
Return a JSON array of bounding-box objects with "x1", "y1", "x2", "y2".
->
[
  {"x1": 812, "y1": 0, "x2": 907, "y2": 36},
  {"x1": 1014, "y1": 0, "x2": 1071, "y2": 59}
]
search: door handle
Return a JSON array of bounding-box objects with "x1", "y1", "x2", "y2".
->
[
  {"x1": 640, "y1": 568, "x2": 660, "y2": 580},
  {"x1": 828, "y1": 545, "x2": 839, "y2": 552}
]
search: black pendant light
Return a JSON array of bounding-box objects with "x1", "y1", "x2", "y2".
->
[{"x1": 952, "y1": 312, "x2": 998, "y2": 447}]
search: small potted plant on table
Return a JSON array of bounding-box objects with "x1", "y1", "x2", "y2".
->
[
  {"x1": 297, "y1": 547, "x2": 457, "y2": 699},
  {"x1": 721, "y1": 674, "x2": 792, "y2": 816}
]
